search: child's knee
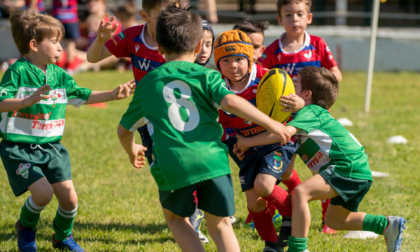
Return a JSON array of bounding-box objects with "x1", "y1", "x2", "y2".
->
[{"x1": 253, "y1": 174, "x2": 276, "y2": 197}]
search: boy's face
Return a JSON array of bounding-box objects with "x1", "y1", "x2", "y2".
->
[
  {"x1": 247, "y1": 32, "x2": 265, "y2": 62},
  {"x1": 219, "y1": 56, "x2": 249, "y2": 83},
  {"x1": 277, "y1": 2, "x2": 312, "y2": 37},
  {"x1": 33, "y1": 36, "x2": 63, "y2": 65},
  {"x1": 196, "y1": 30, "x2": 213, "y2": 65},
  {"x1": 140, "y1": 5, "x2": 167, "y2": 37}
]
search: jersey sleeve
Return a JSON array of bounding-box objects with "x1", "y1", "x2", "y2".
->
[
  {"x1": 258, "y1": 40, "x2": 277, "y2": 69},
  {"x1": 60, "y1": 72, "x2": 92, "y2": 107},
  {"x1": 206, "y1": 70, "x2": 234, "y2": 106},
  {"x1": 316, "y1": 37, "x2": 338, "y2": 70},
  {"x1": 105, "y1": 26, "x2": 137, "y2": 58},
  {"x1": 120, "y1": 87, "x2": 147, "y2": 132},
  {"x1": 286, "y1": 107, "x2": 320, "y2": 134},
  {"x1": 0, "y1": 68, "x2": 19, "y2": 101}
]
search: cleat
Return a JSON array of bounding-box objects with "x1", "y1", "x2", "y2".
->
[
  {"x1": 383, "y1": 216, "x2": 406, "y2": 252},
  {"x1": 189, "y1": 208, "x2": 205, "y2": 232},
  {"x1": 52, "y1": 234, "x2": 84, "y2": 251},
  {"x1": 197, "y1": 230, "x2": 209, "y2": 243},
  {"x1": 15, "y1": 220, "x2": 37, "y2": 252},
  {"x1": 229, "y1": 215, "x2": 237, "y2": 224},
  {"x1": 272, "y1": 210, "x2": 282, "y2": 231},
  {"x1": 277, "y1": 217, "x2": 291, "y2": 248},
  {"x1": 322, "y1": 224, "x2": 337, "y2": 235},
  {"x1": 262, "y1": 245, "x2": 278, "y2": 252}
]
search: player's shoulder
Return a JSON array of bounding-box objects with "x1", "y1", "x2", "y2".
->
[
  {"x1": 121, "y1": 24, "x2": 145, "y2": 38},
  {"x1": 308, "y1": 34, "x2": 327, "y2": 45}
]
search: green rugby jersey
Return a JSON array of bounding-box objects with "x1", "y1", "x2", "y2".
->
[
  {"x1": 120, "y1": 61, "x2": 234, "y2": 191},
  {"x1": 0, "y1": 58, "x2": 92, "y2": 144},
  {"x1": 287, "y1": 105, "x2": 372, "y2": 180}
]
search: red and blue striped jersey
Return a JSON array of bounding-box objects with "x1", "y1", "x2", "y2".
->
[
  {"x1": 258, "y1": 32, "x2": 337, "y2": 79},
  {"x1": 105, "y1": 24, "x2": 166, "y2": 85},
  {"x1": 219, "y1": 64, "x2": 268, "y2": 140},
  {"x1": 52, "y1": 0, "x2": 78, "y2": 23}
]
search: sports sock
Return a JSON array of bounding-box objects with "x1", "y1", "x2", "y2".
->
[
  {"x1": 282, "y1": 169, "x2": 301, "y2": 192},
  {"x1": 20, "y1": 196, "x2": 45, "y2": 229},
  {"x1": 53, "y1": 205, "x2": 78, "y2": 241},
  {"x1": 321, "y1": 198, "x2": 331, "y2": 222},
  {"x1": 249, "y1": 208, "x2": 277, "y2": 243},
  {"x1": 362, "y1": 213, "x2": 388, "y2": 235},
  {"x1": 267, "y1": 202, "x2": 277, "y2": 216},
  {"x1": 288, "y1": 236, "x2": 308, "y2": 252},
  {"x1": 262, "y1": 185, "x2": 292, "y2": 217}
]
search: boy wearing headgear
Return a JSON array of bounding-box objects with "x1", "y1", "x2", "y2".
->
[{"x1": 214, "y1": 30, "x2": 298, "y2": 252}]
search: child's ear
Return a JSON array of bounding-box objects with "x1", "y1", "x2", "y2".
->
[
  {"x1": 302, "y1": 89, "x2": 312, "y2": 100},
  {"x1": 139, "y1": 10, "x2": 148, "y2": 22},
  {"x1": 157, "y1": 44, "x2": 165, "y2": 56},
  {"x1": 307, "y1": 12, "x2": 313, "y2": 24},
  {"x1": 276, "y1": 16, "x2": 282, "y2": 25},
  {"x1": 194, "y1": 39, "x2": 203, "y2": 54},
  {"x1": 29, "y1": 39, "x2": 38, "y2": 52}
]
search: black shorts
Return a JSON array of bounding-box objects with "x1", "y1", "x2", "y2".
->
[
  {"x1": 137, "y1": 125, "x2": 153, "y2": 164},
  {"x1": 239, "y1": 141, "x2": 298, "y2": 191}
]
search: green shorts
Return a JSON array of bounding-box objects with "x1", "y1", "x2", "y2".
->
[
  {"x1": 1, "y1": 140, "x2": 72, "y2": 197},
  {"x1": 159, "y1": 174, "x2": 235, "y2": 217},
  {"x1": 319, "y1": 167, "x2": 372, "y2": 212}
]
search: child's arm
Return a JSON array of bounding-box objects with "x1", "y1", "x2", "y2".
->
[
  {"x1": 330, "y1": 66, "x2": 342, "y2": 83},
  {"x1": 234, "y1": 125, "x2": 299, "y2": 159},
  {"x1": 85, "y1": 80, "x2": 135, "y2": 104},
  {"x1": 117, "y1": 124, "x2": 148, "y2": 168},
  {"x1": 220, "y1": 94, "x2": 291, "y2": 145},
  {"x1": 86, "y1": 17, "x2": 118, "y2": 63},
  {"x1": 281, "y1": 93, "x2": 305, "y2": 112},
  {"x1": 0, "y1": 85, "x2": 51, "y2": 112}
]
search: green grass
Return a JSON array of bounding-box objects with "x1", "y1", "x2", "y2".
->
[{"x1": 0, "y1": 70, "x2": 419, "y2": 251}]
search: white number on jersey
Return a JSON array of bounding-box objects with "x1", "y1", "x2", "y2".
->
[{"x1": 163, "y1": 80, "x2": 199, "y2": 132}]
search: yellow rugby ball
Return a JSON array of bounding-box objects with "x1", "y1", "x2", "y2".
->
[{"x1": 256, "y1": 68, "x2": 295, "y2": 123}]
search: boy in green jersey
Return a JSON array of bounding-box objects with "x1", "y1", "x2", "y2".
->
[
  {"x1": 0, "y1": 9, "x2": 135, "y2": 252},
  {"x1": 117, "y1": 4, "x2": 290, "y2": 252},
  {"x1": 235, "y1": 66, "x2": 406, "y2": 252}
]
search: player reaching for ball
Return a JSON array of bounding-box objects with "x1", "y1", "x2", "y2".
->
[
  {"x1": 214, "y1": 29, "x2": 304, "y2": 252},
  {"x1": 235, "y1": 66, "x2": 406, "y2": 252},
  {"x1": 257, "y1": 0, "x2": 343, "y2": 235}
]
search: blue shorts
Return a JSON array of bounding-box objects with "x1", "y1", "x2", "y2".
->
[
  {"x1": 62, "y1": 22, "x2": 80, "y2": 39},
  {"x1": 239, "y1": 141, "x2": 298, "y2": 192}
]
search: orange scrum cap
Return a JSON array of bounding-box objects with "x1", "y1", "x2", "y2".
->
[{"x1": 213, "y1": 30, "x2": 254, "y2": 73}]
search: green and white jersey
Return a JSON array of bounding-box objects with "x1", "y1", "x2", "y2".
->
[
  {"x1": 120, "y1": 61, "x2": 234, "y2": 191},
  {"x1": 287, "y1": 105, "x2": 372, "y2": 180},
  {"x1": 0, "y1": 58, "x2": 92, "y2": 144}
]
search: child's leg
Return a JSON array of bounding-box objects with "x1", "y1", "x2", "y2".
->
[
  {"x1": 162, "y1": 207, "x2": 205, "y2": 252},
  {"x1": 281, "y1": 155, "x2": 301, "y2": 193},
  {"x1": 20, "y1": 177, "x2": 53, "y2": 228},
  {"x1": 51, "y1": 180, "x2": 79, "y2": 241},
  {"x1": 246, "y1": 188, "x2": 278, "y2": 249},
  {"x1": 205, "y1": 212, "x2": 240, "y2": 252},
  {"x1": 291, "y1": 174, "x2": 338, "y2": 238}
]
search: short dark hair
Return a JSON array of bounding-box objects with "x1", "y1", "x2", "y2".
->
[
  {"x1": 299, "y1": 66, "x2": 338, "y2": 110},
  {"x1": 142, "y1": 0, "x2": 178, "y2": 12},
  {"x1": 10, "y1": 9, "x2": 64, "y2": 55},
  {"x1": 156, "y1": 4, "x2": 202, "y2": 55},
  {"x1": 276, "y1": 0, "x2": 312, "y2": 17},
  {"x1": 233, "y1": 20, "x2": 269, "y2": 35}
]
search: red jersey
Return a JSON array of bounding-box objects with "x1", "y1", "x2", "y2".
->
[
  {"x1": 258, "y1": 32, "x2": 337, "y2": 79},
  {"x1": 52, "y1": 0, "x2": 78, "y2": 23},
  {"x1": 105, "y1": 24, "x2": 165, "y2": 85},
  {"x1": 219, "y1": 64, "x2": 268, "y2": 140}
]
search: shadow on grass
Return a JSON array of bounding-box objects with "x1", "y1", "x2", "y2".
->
[{"x1": 0, "y1": 221, "x2": 172, "y2": 246}]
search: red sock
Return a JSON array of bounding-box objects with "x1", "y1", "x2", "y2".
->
[
  {"x1": 321, "y1": 198, "x2": 331, "y2": 222},
  {"x1": 245, "y1": 210, "x2": 253, "y2": 224},
  {"x1": 282, "y1": 169, "x2": 301, "y2": 192},
  {"x1": 267, "y1": 202, "x2": 277, "y2": 216},
  {"x1": 262, "y1": 185, "x2": 292, "y2": 217},
  {"x1": 249, "y1": 208, "x2": 277, "y2": 243}
]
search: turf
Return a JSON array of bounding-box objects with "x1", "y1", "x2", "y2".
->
[{"x1": 0, "y1": 70, "x2": 419, "y2": 251}]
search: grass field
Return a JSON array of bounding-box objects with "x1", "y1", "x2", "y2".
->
[{"x1": 0, "y1": 70, "x2": 419, "y2": 251}]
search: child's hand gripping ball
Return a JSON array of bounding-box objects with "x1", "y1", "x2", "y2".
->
[{"x1": 256, "y1": 68, "x2": 295, "y2": 123}]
